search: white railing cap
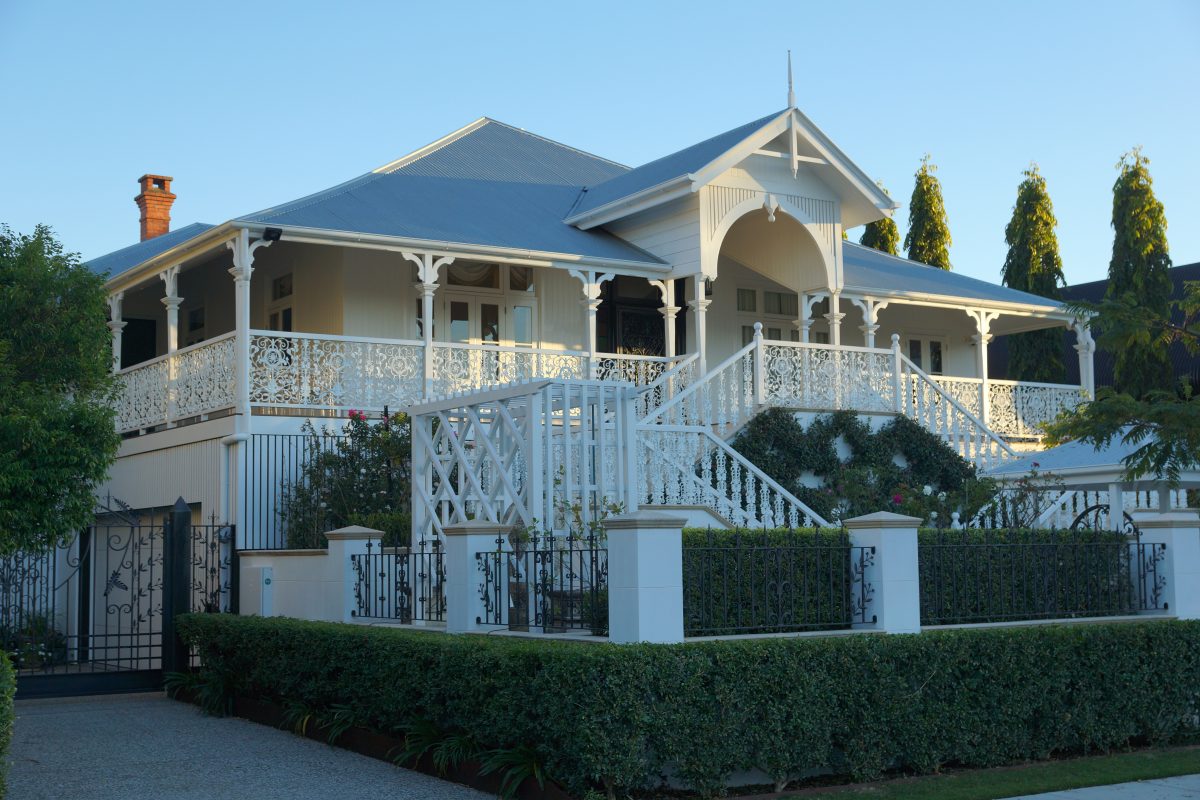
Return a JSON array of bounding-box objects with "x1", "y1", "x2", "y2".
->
[
  {"x1": 603, "y1": 510, "x2": 688, "y2": 531},
  {"x1": 325, "y1": 525, "x2": 384, "y2": 541}
]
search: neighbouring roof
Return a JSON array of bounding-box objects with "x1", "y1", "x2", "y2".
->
[
  {"x1": 984, "y1": 433, "x2": 1200, "y2": 489},
  {"x1": 85, "y1": 222, "x2": 215, "y2": 278},
  {"x1": 842, "y1": 242, "x2": 1064, "y2": 309},
  {"x1": 567, "y1": 109, "x2": 788, "y2": 219},
  {"x1": 236, "y1": 118, "x2": 664, "y2": 267}
]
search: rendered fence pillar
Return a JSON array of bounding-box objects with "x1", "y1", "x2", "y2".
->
[
  {"x1": 605, "y1": 511, "x2": 686, "y2": 644},
  {"x1": 443, "y1": 522, "x2": 506, "y2": 634},
  {"x1": 1131, "y1": 511, "x2": 1200, "y2": 620},
  {"x1": 842, "y1": 511, "x2": 922, "y2": 634},
  {"x1": 326, "y1": 525, "x2": 382, "y2": 623}
]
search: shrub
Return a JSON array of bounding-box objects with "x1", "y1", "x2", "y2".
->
[
  {"x1": 0, "y1": 651, "x2": 12, "y2": 796},
  {"x1": 277, "y1": 412, "x2": 412, "y2": 548},
  {"x1": 178, "y1": 614, "x2": 1200, "y2": 797},
  {"x1": 731, "y1": 409, "x2": 997, "y2": 523}
]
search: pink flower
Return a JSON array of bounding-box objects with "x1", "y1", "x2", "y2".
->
[{"x1": 892, "y1": 494, "x2": 903, "y2": 504}]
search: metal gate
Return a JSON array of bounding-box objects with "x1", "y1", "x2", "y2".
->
[{"x1": 1, "y1": 497, "x2": 236, "y2": 698}]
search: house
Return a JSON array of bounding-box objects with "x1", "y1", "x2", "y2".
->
[
  {"x1": 989, "y1": 261, "x2": 1200, "y2": 389},
  {"x1": 87, "y1": 104, "x2": 1096, "y2": 545}
]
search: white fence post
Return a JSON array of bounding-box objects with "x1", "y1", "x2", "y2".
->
[
  {"x1": 890, "y1": 334, "x2": 904, "y2": 414},
  {"x1": 1131, "y1": 511, "x2": 1200, "y2": 620},
  {"x1": 752, "y1": 322, "x2": 765, "y2": 407},
  {"x1": 843, "y1": 511, "x2": 922, "y2": 634},
  {"x1": 605, "y1": 511, "x2": 686, "y2": 643},
  {"x1": 327, "y1": 525, "x2": 382, "y2": 623},
  {"x1": 443, "y1": 522, "x2": 506, "y2": 634}
]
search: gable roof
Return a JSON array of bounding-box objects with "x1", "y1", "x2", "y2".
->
[
  {"x1": 85, "y1": 222, "x2": 215, "y2": 278},
  {"x1": 566, "y1": 110, "x2": 788, "y2": 221},
  {"x1": 842, "y1": 242, "x2": 1064, "y2": 309},
  {"x1": 236, "y1": 118, "x2": 665, "y2": 267}
]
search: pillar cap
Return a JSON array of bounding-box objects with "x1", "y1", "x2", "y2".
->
[
  {"x1": 1130, "y1": 510, "x2": 1200, "y2": 529},
  {"x1": 443, "y1": 521, "x2": 511, "y2": 537},
  {"x1": 841, "y1": 511, "x2": 923, "y2": 530},
  {"x1": 602, "y1": 511, "x2": 688, "y2": 531},
  {"x1": 325, "y1": 525, "x2": 383, "y2": 541}
]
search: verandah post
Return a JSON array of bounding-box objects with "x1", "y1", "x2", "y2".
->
[
  {"x1": 891, "y1": 334, "x2": 904, "y2": 414},
  {"x1": 752, "y1": 322, "x2": 765, "y2": 407}
]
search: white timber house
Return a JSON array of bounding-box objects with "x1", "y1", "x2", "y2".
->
[{"x1": 89, "y1": 104, "x2": 1098, "y2": 544}]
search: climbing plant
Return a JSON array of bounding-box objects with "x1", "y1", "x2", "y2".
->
[{"x1": 731, "y1": 409, "x2": 996, "y2": 524}]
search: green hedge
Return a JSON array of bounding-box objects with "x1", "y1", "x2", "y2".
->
[
  {"x1": 682, "y1": 528, "x2": 856, "y2": 636},
  {"x1": 179, "y1": 614, "x2": 1200, "y2": 797},
  {"x1": 918, "y1": 528, "x2": 1138, "y2": 625},
  {"x1": 0, "y1": 652, "x2": 13, "y2": 798}
]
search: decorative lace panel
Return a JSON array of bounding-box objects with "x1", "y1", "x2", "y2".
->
[
  {"x1": 116, "y1": 360, "x2": 169, "y2": 432},
  {"x1": 250, "y1": 334, "x2": 424, "y2": 410},
  {"x1": 173, "y1": 337, "x2": 236, "y2": 419}
]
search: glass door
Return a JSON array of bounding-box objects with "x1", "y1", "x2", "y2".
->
[{"x1": 442, "y1": 294, "x2": 501, "y2": 345}]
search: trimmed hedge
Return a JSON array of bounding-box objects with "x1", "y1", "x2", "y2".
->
[
  {"x1": 0, "y1": 652, "x2": 13, "y2": 798},
  {"x1": 179, "y1": 614, "x2": 1200, "y2": 797}
]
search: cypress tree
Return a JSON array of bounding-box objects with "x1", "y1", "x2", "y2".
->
[
  {"x1": 859, "y1": 181, "x2": 900, "y2": 255},
  {"x1": 1107, "y1": 147, "x2": 1173, "y2": 397},
  {"x1": 1001, "y1": 165, "x2": 1066, "y2": 382},
  {"x1": 904, "y1": 155, "x2": 952, "y2": 270}
]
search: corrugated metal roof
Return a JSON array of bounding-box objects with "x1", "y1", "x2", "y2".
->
[
  {"x1": 569, "y1": 110, "x2": 788, "y2": 219},
  {"x1": 238, "y1": 119, "x2": 664, "y2": 266},
  {"x1": 842, "y1": 242, "x2": 1062, "y2": 308},
  {"x1": 85, "y1": 222, "x2": 215, "y2": 278}
]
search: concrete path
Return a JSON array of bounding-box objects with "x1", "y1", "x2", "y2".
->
[
  {"x1": 8, "y1": 692, "x2": 492, "y2": 800},
  {"x1": 1010, "y1": 775, "x2": 1200, "y2": 798}
]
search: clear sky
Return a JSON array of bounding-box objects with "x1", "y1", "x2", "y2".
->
[{"x1": 1, "y1": 0, "x2": 1196, "y2": 286}]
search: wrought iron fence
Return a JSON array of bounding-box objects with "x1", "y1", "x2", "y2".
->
[
  {"x1": 191, "y1": 519, "x2": 236, "y2": 615},
  {"x1": 350, "y1": 538, "x2": 446, "y2": 623},
  {"x1": 244, "y1": 430, "x2": 347, "y2": 550},
  {"x1": 919, "y1": 530, "x2": 1167, "y2": 625},
  {"x1": 476, "y1": 533, "x2": 608, "y2": 635},
  {"x1": 682, "y1": 529, "x2": 875, "y2": 637}
]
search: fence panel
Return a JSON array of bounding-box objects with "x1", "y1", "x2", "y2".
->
[
  {"x1": 682, "y1": 529, "x2": 874, "y2": 637},
  {"x1": 350, "y1": 539, "x2": 446, "y2": 623},
  {"x1": 476, "y1": 534, "x2": 608, "y2": 635}
]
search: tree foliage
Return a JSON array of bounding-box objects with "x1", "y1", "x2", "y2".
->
[
  {"x1": 858, "y1": 181, "x2": 900, "y2": 256},
  {"x1": 278, "y1": 411, "x2": 412, "y2": 548},
  {"x1": 903, "y1": 155, "x2": 952, "y2": 270},
  {"x1": 0, "y1": 225, "x2": 119, "y2": 554},
  {"x1": 1107, "y1": 147, "x2": 1173, "y2": 397},
  {"x1": 1001, "y1": 165, "x2": 1066, "y2": 382},
  {"x1": 1046, "y1": 284, "x2": 1200, "y2": 483}
]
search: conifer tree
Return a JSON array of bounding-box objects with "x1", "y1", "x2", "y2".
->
[
  {"x1": 859, "y1": 181, "x2": 900, "y2": 255},
  {"x1": 1001, "y1": 165, "x2": 1066, "y2": 382},
  {"x1": 1107, "y1": 147, "x2": 1173, "y2": 397},
  {"x1": 904, "y1": 155, "x2": 952, "y2": 270}
]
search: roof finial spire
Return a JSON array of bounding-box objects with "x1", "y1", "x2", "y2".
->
[{"x1": 787, "y1": 50, "x2": 796, "y2": 108}]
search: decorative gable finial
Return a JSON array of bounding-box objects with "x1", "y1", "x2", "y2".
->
[{"x1": 787, "y1": 50, "x2": 795, "y2": 108}]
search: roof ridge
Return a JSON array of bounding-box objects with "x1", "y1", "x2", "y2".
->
[
  {"x1": 585, "y1": 109, "x2": 788, "y2": 192},
  {"x1": 469, "y1": 118, "x2": 631, "y2": 172}
]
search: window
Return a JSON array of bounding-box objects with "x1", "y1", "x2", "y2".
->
[
  {"x1": 446, "y1": 264, "x2": 499, "y2": 289},
  {"x1": 268, "y1": 273, "x2": 294, "y2": 332},
  {"x1": 185, "y1": 307, "x2": 205, "y2": 346},
  {"x1": 509, "y1": 266, "x2": 534, "y2": 292},
  {"x1": 814, "y1": 331, "x2": 830, "y2": 345},
  {"x1": 764, "y1": 291, "x2": 798, "y2": 317},
  {"x1": 906, "y1": 337, "x2": 947, "y2": 375},
  {"x1": 736, "y1": 288, "x2": 757, "y2": 312}
]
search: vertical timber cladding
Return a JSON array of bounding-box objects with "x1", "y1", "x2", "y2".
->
[{"x1": 4, "y1": 499, "x2": 235, "y2": 698}]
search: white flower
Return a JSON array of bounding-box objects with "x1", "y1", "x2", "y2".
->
[
  {"x1": 937, "y1": 491, "x2": 947, "y2": 502},
  {"x1": 930, "y1": 511, "x2": 938, "y2": 520},
  {"x1": 922, "y1": 485, "x2": 933, "y2": 496}
]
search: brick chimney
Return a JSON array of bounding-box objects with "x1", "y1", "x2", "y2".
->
[{"x1": 134, "y1": 174, "x2": 176, "y2": 241}]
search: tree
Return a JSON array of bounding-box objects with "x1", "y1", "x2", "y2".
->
[
  {"x1": 904, "y1": 155, "x2": 952, "y2": 270},
  {"x1": 1107, "y1": 147, "x2": 1173, "y2": 397},
  {"x1": 1001, "y1": 165, "x2": 1066, "y2": 382},
  {"x1": 0, "y1": 225, "x2": 120, "y2": 554},
  {"x1": 859, "y1": 181, "x2": 900, "y2": 255},
  {"x1": 1046, "y1": 284, "x2": 1200, "y2": 483}
]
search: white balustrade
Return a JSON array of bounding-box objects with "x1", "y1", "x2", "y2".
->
[
  {"x1": 115, "y1": 334, "x2": 237, "y2": 433},
  {"x1": 761, "y1": 341, "x2": 896, "y2": 413},
  {"x1": 936, "y1": 376, "x2": 1085, "y2": 439},
  {"x1": 432, "y1": 343, "x2": 589, "y2": 397}
]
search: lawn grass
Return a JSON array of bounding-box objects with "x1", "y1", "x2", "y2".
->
[{"x1": 786, "y1": 745, "x2": 1200, "y2": 799}]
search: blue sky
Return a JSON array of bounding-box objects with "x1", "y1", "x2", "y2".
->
[{"x1": 1, "y1": 1, "x2": 1196, "y2": 285}]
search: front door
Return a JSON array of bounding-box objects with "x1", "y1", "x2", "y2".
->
[{"x1": 442, "y1": 294, "x2": 502, "y2": 345}]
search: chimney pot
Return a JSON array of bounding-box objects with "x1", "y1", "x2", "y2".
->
[{"x1": 135, "y1": 173, "x2": 176, "y2": 241}]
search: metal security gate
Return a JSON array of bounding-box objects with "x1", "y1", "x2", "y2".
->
[{"x1": 2, "y1": 497, "x2": 235, "y2": 698}]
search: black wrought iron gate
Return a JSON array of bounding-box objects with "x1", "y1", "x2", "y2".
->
[{"x1": 1, "y1": 497, "x2": 236, "y2": 698}]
